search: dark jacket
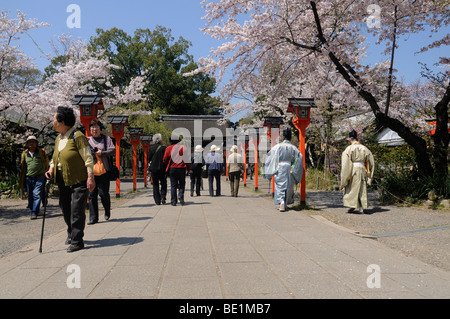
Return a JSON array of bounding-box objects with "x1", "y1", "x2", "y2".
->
[
  {"x1": 191, "y1": 152, "x2": 204, "y2": 173},
  {"x1": 148, "y1": 143, "x2": 167, "y2": 173}
]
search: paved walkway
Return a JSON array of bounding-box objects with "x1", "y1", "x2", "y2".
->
[{"x1": 0, "y1": 176, "x2": 449, "y2": 299}]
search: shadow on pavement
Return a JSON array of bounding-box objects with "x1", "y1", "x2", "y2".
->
[
  {"x1": 109, "y1": 216, "x2": 152, "y2": 223},
  {"x1": 84, "y1": 237, "x2": 144, "y2": 249}
]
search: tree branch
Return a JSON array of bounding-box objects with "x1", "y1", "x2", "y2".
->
[
  {"x1": 309, "y1": 0, "x2": 434, "y2": 176},
  {"x1": 385, "y1": 5, "x2": 398, "y2": 116},
  {"x1": 279, "y1": 36, "x2": 319, "y2": 51}
]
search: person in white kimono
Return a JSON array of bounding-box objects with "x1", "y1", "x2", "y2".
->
[
  {"x1": 264, "y1": 128, "x2": 303, "y2": 211},
  {"x1": 340, "y1": 130, "x2": 375, "y2": 214}
]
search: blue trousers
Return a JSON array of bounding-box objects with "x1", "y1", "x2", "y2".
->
[
  {"x1": 208, "y1": 169, "x2": 221, "y2": 196},
  {"x1": 26, "y1": 174, "x2": 45, "y2": 216}
]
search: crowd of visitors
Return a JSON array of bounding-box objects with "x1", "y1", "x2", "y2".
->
[{"x1": 18, "y1": 122, "x2": 374, "y2": 252}]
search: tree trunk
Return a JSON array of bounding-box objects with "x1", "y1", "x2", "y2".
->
[
  {"x1": 432, "y1": 84, "x2": 450, "y2": 178},
  {"x1": 310, "y1": 1, "x2": 435, "y2": 177}
]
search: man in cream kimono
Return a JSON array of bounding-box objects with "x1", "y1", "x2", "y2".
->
[
  {"x1": 340, "y1": 130, "x2": 375, "y2": 214},
  {"x1": 264, "y1": 128, "x2": 303, "y2": 212}
]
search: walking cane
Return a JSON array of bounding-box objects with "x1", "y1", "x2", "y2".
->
[
  {"x1": 39, "y1": 179, "x2": 50, "y2": 253},
  {"x1": 284, "y1": 189, "x2": 287, "y2": 211}
]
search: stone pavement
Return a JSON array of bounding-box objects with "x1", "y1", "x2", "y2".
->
[{"x1": 0, "y1": 176, "x2": 449, "y2": 299}]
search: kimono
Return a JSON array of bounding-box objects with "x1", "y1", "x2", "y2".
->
[
  {"x1": 264, "y1": 140, "x2": 303, "y2": 205},
  {"x1": 340, "y1": 142, "x2": 375, "y2": 210}
]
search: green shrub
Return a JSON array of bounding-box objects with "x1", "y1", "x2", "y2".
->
[
  {"x1": 378, "y1": 172, "x2": 450, "y2": 202},
  {"x1": 0, "y1": 173, "x2": 21, "y2": 198},
  {"x1": 305, "y1": 168, "x2": 339, "y2": 191}
]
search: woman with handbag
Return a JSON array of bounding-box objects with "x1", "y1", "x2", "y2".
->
[{"x1": 87, "y1": 120, "x2": 116, "y2": 224}]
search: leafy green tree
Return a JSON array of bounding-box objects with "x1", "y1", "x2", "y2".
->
[{"x1": 88, "y1": 26, "x2": 220, "y2": 115}]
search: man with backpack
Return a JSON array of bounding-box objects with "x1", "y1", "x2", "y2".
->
[
  {"x1": 19, "y1": 136, "x2": 49, "y2": 219},
  {"x1": 148, "y1": 133, "x2": 167, "y2": 205}
]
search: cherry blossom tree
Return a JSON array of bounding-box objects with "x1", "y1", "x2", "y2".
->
[
  {"x1": 188, "y1": 0, "x2": 449, "y2": 177},
  {"x1": 0, "y1": 11, "x2": 147, "y2": 145},
  {"x1": 0, "y1": 10, "x2": 147, "y2": 174}
]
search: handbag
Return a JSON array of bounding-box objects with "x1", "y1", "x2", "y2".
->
[
  {"x1": 201, "y1": 165, "x2": 208, "y2": 178},
  {"x1": 93, "y1": 154, "x2": 107, "y2": 176},
  {"x1": 96, "y1": 134, "x2": 119, "y2": 181},
  {"x1": 107, "y1": 157, "x2": 120, "y2": 181},
  {"x1": 108, "y1": 165, "x2": 120, "y2": 181}
]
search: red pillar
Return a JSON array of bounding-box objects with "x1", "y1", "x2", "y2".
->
[
  {"x1": 225, "y1": 148, "x2": 229, "y2": 181},
  {"x1": 142, "y1": 144, "x2": 150, "y2": 187},
  {"x1": 243, "y1": 143, "x2": 247, "y2": 187},
  {"x1": 112, "y1": 132, "x2": 124, "y2": 198},
  {"x1": 131, "y1": 143, "x2": 139, "y2": 191},
  {"x1": 298, "y1": 125, "x2": 307, "y2": 204},
  {"x1": 293, "y1": 108, "x2": 310, "y2": 205},
  {"x1": 252, "y1": 135, "x2": 259, "y2": 191},
  {"x1": 115, "y1": 139, "x2": 121, "y2": 198}
]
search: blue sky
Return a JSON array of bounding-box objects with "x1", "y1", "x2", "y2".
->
[
  {"x1": 2, "y1": 0, "x2": 449, "y2": 120},
  {"x1": 2, "y1": 0, "x2": 217, "y2": 69}
]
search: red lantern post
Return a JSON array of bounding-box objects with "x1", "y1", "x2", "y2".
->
[
  {"x1": 129, "y1": 128, "x2": 143, "y2": 191},
  {"x1": 264, "y1": 117, "x2": 283, "y2": 196},
  {"x1": 287, "y1": 98, "x2": 316, "y2": 205},
  {"x1": 140, "y1": 135, "x2": 152, "y2": 188},
  {"x1": 243, "y1": 139, "x2": 249, "y2": 187},
  {"x1": 426, "y1": 118, "x2": 450, "y2": 135},
  {"x1": 250, "y1": 129, "x2": 260, "y2": 191},
  {"x1": 108, "y1": 116, "x2": 129, "y2": 198},
  {"x1": 73, "y1": 95, "x2": 104, "y2": 137}
]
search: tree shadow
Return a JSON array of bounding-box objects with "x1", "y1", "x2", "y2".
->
[
  {"x1": 127, "y1": 203, "x2": 155, "y2": 208},
  {"x1": 303, "y1": 190, "x2": 383, "y2": 211},
  {"x1": 363, "y1": 206, "x2": 390, "y2": 215},
  {"x1": 0, "y1": 203, "x2": 61, "y2": 222},
  {"x1": 109, "y1": 216, "x2": 153, "y2": 223},
  {"x1": 84, "y1": 236, "x2": 144, "y2": 249}
]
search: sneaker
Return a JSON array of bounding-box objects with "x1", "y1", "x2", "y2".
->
[
  {"x1": 179, "y1": 198, "x2": 185, "y2": 206},
  {"x1": 279, "y1": 201, "x2": 285, "y2": 212},
  {"x1": 30, "y1": 214, "x2": 37, "y2": 220}
]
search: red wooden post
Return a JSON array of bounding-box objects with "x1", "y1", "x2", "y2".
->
[
  {"x1": 287, "y1": 98, "x2": 316, "y2": 205},
  {"x1": 109, "y1": 116, "x2": 129, "y2": 199},
  {"x1": 129, "y1": 128, "x2": 143, "y2": 191}
]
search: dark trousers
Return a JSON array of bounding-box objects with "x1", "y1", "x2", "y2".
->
[
  {"x1": 57, "y1": 171, "x2": 88, "y2": 245},
  {"x1": 169, "y1": 167, "x2": 186, "y2": 205},
  {"x1": 190, "y1": 170, "x2": 202, "y2": 196},
  {"x1": 208, "y1": 169, "x2": 221, "y2": 196},
  {"x1": 88, "y1": 173, "x2": 111, "y2": 222},
  {"x1": 151, "y1": 170, "x2": 167, "y2": 205},
  {"x1": 229, "y1": 171, "x2": 240, "y2": 197}
]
